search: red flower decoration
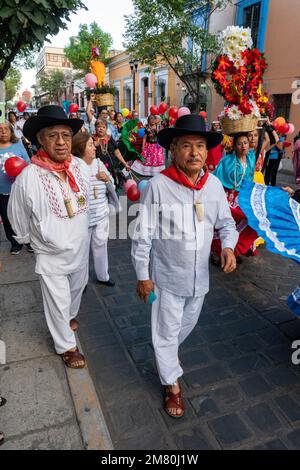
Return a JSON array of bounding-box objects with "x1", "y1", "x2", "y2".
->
[
  {"x1": 217, "y1": 55, "x2": 234, "y2": 71},
  {"x1": 212, "y1": 45, "x2": 268, "y2": 116},
  {"x1": 238, "y1": 99, "x2": 253, "y2": 115}
]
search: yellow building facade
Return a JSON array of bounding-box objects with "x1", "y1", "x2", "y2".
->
[{"x1": 108, "y1": 52, "x2": 183, "y2": 119}]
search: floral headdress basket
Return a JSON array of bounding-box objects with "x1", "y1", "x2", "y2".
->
[{"x1": 212, "y1": 26, "x2": 272, "y2": 135}]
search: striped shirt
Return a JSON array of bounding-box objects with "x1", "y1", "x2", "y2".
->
[{"x1": 77, "y1": 158, "x2": 115, "y2": 227}]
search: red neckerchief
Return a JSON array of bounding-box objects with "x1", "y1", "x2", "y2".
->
[
  {"x1": 31, "y1": 150, "x2": 79, "y2": 193},
  {"x1": 161, "y1": 164, "x2": 209, "y2": 190},
  {"x1": 92, "y1": 134, "x2": 110, "y2": 144}
]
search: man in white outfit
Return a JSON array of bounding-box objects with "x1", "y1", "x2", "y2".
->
[
  {"x1": 8, "y1": 105, "x2": 89, "y2": 369},
  {"x1": 132, "y1": 114, "x2": 238, "y2": 418}
]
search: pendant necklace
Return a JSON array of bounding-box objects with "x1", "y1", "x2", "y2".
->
[
  {"x1": 62, "y1": 178, "x2": 74, "y2": 218},
  {"x1": 58, "y1": 175, "x2": 85, "y2": 217},
  {"x1": 93, "y1": 185, "x2": 100, "y2": 199},
  {"x1": 194, "y1": 201, "x2": 204, "y2": 222},
  {"x1": 99, "y1": 137, "x2": 108, "y2": 155},
  {"x1": 234, "y1": 157, "x2": 247, "y2": 190}
]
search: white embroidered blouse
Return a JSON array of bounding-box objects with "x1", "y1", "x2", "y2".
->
[{"x1": 8, "y1": 157, "x2": 90, "y2": 275}]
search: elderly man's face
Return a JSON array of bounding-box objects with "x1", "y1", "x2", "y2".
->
[
  {"x1": 170, "y1": 135, "x2": 208, "y2": 175},
  {"x1": 37, "y1": 125, "x2": 73, "y2": 162}
]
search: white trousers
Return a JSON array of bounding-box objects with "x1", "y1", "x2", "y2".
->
[
  {"x1": 39, "y1": 264, "x2": 88, "y2": 354},
  {"x1": 88, "y1": 217, "x2": 109, "y2": 282},
  {"x1": 152, "y1": 286, "x2": 205, "y2": 386}
]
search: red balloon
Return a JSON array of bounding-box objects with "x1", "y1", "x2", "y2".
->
[
  {"x1": 272, "y1": 121, "x2": 280, "y2": 132},
  {"x1": 278, "y1": 123, "x2": 289, "y2": 134},
  {"x1": 69, "y1": 103, "x2": 79, "y2": 113},
  {"x1": 199, "y1": 111, "x2": 207, "y2": 119},
  {"x1": 169, "y1": 117, "x2": 176, "y2": 126},
  {"x1": 150, "y1": 105, "x2": 159, "y2": 116},
  {"x1": 158, "y1": 102, "x2": 168, "y2": 115},
  {"x1": 4, "y1": 157, "x2": 28, "y2": 178},
  {"x1": 169, "y1": 106, "x2": 178, "y2": 119},
  {"x1": 16, "y1": 101, "x2": 26, "y2": 112},
  {"x1": 127, "y1": 112, "x2": 133, "y2": 119},
  {"x1": 127, "y1": 185, "x2": 141, "y2": 201}
]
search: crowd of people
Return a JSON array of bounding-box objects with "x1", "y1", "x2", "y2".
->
[{"x1": 1, "y1": 99, "x2": 300, "y2": 429}]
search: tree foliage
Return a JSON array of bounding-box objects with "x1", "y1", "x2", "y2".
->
[
  {"x1": 64, "y1": 22, "x2": 113, "y2": 73},
  {"x1": 0, "y1": 0, "x2": 86, "y2": 81},
  {"x1": 38, "y1": 70, "x2": 66, "y2": 103},
  {"x1": 4, "y1": 66, "x2": 22, "y2": 103},
  {"x1": 124, "y1": 0, "x2": 233, "y2": 108}
]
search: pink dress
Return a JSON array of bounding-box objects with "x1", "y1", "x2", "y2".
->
[{"x1": 131, "y1": 125, "x2": 165, "y2": 176}]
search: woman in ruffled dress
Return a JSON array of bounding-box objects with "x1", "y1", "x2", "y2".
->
[
  {"x1": 130, "y1": 115, "x2": 165, "y2": 176},
  {"x1": 212, "y1": 133, "x2": 259, "y2": 262},
  {"x1": 92, "y1": 118, "x2": 130, "y2": 188}
]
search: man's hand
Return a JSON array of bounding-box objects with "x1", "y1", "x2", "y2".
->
[
  {"x1": 282, "y1": 186, "x2": 295, "y2": 197},
  {"x1": 221, "y1": 248, "x2": 236, "y2": 273},
  {"x1": 137, "y1": 280, "x2": 154, "y2": 303}
]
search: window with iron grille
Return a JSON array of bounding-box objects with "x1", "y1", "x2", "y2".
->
[
  {"x1": 236, "y1": 0, "x2": 269, "y2": 52},
  {"x1": 243, "y1": 2, "x2": 261, "y2": 47}
]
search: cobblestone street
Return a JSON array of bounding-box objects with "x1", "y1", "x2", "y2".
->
[{"x1": 76, "y1": 172, "x2": 300, "y2": 450}]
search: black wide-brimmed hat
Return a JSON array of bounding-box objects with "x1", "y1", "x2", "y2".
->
[
  {"x1": 157, "y1": 114, "x2": 223, "y2": 150},
  {"x1": 23, "y1": 105, "x2": 84, "y2": 145}
]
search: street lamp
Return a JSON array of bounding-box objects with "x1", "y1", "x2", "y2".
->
[{"x1": 129, "y1": 58, "x2": 139, "y2": 110}]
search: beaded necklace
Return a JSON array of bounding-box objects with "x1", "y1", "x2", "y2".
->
[{"x1": 234, "y1": 156, "x2": 247, "y2": 190}]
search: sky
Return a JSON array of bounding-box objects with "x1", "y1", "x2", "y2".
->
[{"x1": 19, "y1": 0, "x2": 134, "y2": 95}]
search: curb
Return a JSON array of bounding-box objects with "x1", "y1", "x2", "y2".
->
[{"x1": 65, "y1": 335, "x2": 114, "y2": 451}]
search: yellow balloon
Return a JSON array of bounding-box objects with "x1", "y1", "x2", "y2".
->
[{"x1": 122, "y1": 108, "x2": 130, "y2": 117}]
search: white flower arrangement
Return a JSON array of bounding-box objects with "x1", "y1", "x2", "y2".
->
[
  {"x1": 226, "y1": 105, "x2": 243, "y2": 121},
  {"x1": 219, "y1": 25, "x2": 253, "y2": 66},
  {"x1": 249, "y1": 99, "x2": 261, "y2": 118},
  {"x1": 222, "y1": 102, "x2": 261, "y2": 122}
]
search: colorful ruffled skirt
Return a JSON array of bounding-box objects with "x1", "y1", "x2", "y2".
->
[
  {"x1": 211, "y1": 188, "x2": 259, "y2": 257},
  {"x1": 239, "y1": 181, "x2": 300, "y2": 264},
  {"x1": 131, "y1": 142, "x2": 165, "y2": 176}
]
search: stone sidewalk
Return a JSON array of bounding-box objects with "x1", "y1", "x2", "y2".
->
[
  {"x1": 1, "y1": 170, "x2": 300, "y2": 450},
  {"x1": 0, "y1": 232, "x2": 112, "y2": 450}
]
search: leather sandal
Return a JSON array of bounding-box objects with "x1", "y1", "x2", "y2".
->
[
  {"x1": 70, "y1": 319, "x2": 79, "y2": 331},
  {"x1": 60, "y1": 347, "x2": 86, "y2": 369},
  {"x1": 0, "y1": 397, "x2": 6, "y2": 407},
  {"x1": 164, "y1": 385, "x2": 185, "y2": 419}
]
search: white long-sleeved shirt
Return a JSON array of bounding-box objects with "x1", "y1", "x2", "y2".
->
[
  {"x1": 8, "y1": 158, "x2": 90, "y2": 275},
  {"x1": 131, "y1": 172, "x2": 238, "y2": 297}
]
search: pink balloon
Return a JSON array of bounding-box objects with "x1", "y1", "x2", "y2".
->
[
  {"x1": 178, "y1": 107, "x2": 191, "y2": 118},
  {"x1": 287, "y1": 123, "x2": 295, "y2": 135},
  {"x1": 123, "y1": 179, "x2": 137, "y2": 193},
  {"x1": 85, "y1": 73, "x2": 97, "y2": 88}
]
